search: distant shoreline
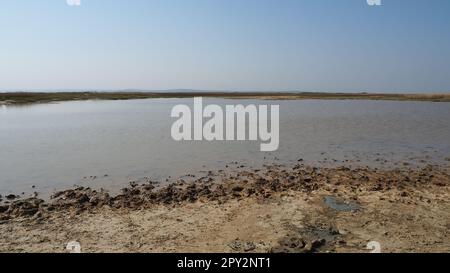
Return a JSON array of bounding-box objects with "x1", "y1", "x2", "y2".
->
[{"x1": 1, "y1": 91, "x2": 450, "y2": 105}]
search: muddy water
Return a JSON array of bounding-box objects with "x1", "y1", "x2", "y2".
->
[
  {"x1": 1, "y1": 98, "x2": 450, "y2": 197},
  {"x1": 324, "y1": 196, "x2": 360, "y2": 212}
]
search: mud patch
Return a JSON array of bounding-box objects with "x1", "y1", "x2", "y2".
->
[
  {"x1": 272, "y1": 222, "x2": 343, "y2": 253},
  {"x1": 324, "y1": 196, "x2": 360, "y2": 212}
]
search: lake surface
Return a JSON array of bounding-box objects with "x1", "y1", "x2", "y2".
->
[{"x1": 1, "y1": 98, "x2": 450, "y2": 197}]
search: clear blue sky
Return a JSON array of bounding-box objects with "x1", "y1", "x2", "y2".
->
[{"x1": 1, "y1": 0, "x2": 450, "y2": 92}]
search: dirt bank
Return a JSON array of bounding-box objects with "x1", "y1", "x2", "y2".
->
[
  {"x1": 2, "y1": 91, "x2": 450, "y2": 105},
  {"x1": 1, "y1": 164, "x2": 449, "y2": 253}
]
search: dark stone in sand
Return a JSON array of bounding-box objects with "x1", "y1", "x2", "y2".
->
[
  {"x1": 0, "y1": 205, "x2": 8, "y2": 213},
  {"x1": 311, "y1": 239, "x2": 326, "y2": 249},
  {"x1": 5, "y1": 194, "x2": 19, "y2": 201}
]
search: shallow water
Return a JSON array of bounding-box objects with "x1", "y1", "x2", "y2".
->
[
  {"x1": 1, "y1": 98, "x2": 450, "y2": 197},
  {"x1": 324, "y1": 196, "x2": 361, "y2": 212}
]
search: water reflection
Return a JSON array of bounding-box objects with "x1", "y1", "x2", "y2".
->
[{"x1": 1, "y1": 98, "x2": 449, "y2": 196}]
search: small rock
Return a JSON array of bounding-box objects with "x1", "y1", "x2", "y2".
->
[
  {"x1": 228, "y1": 240, "x2": 242, "y2": 251},
  {"x1": 243, "y1": 242, "x2": 256, "y2": 252},
  {"x1": 338, "y1": 229, "x2": 349, "y2": 235},
  {"x1": 0, "y1": 205, "x2": 8, "y2": 213},
  {"x1": 311, "y1": 239, "x2": 326, "y2": 249},
  {"x1": 232, "y1": 186, "x2": 244, "y2": 192},
  {"x1": 32, "y1": 211, "x2": 43, "y2": 219},
  {"x1": 5, "y1": 194, "x2": 18, "y2": 201},
  {"x1": 329, "y1": 226, "x2": 340, "y2": 235}
]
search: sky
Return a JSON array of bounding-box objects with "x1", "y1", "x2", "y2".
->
[{"x1": 1, "y1": 0, "x2": 450, "y2": 93}]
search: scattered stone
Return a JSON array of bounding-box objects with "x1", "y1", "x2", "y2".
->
[
  {"x1": 311, "y1": 239, "x2": 326, "y2": 249},
  {"x1": 232, "y1": 186, "x2": 244, "y2": 192},
  {"x1": 0, "y1": 205, "x2": 8, "y2": 213},
  {"x1": 243, "y1": 242, "x2": 256, "y2": 252},
  {"x1": 1, "y1": 163, "x2": 447, "y2": 222},
  {"x1": 329, "y1": 225, "x2": 340, "y2": 235},
  {"x1": 228, "y1": 240, "x2": 242, "y2": 251},
  {"x1": 5, "y1": 194, "x2": 18, "y2": 201},
  {"x1": 6, "y1": 198, "x2": 44, "y2": 217},
  {"x1": 271, "y1": 235, "x2": 308, "y2": 253}
]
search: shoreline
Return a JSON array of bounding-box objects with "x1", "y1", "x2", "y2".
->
[
  {"x1": 1, "y1": 163, "x2": 449, "y2": 253},
  {"x1": 2, "y1": 91, "x2": 450, "y2": 105}
]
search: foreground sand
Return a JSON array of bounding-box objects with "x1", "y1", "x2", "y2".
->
[{"x1": 1, "y1": 164, "x2": 449, "y2": 253}]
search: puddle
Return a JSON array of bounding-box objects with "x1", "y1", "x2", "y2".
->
[{"x1": 324, "y1": 196, "x2": 360, "y2": 212}]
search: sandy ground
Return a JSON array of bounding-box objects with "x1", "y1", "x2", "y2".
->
[{"x1": 1, "y1": 165, "x2": 449, "y2": 253}]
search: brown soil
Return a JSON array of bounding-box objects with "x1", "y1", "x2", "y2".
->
[{"x1": 0, "y1": 164, "x2": 449, "y2": 253}]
